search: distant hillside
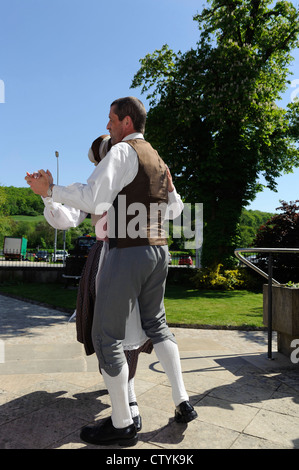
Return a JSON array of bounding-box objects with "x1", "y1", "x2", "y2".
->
[
  {"x1": 2, "y1": 186, "x2": 44, "y2": 216},
  {"x1": 239, "y1": 208, "x2": 274, "y2": 247}
]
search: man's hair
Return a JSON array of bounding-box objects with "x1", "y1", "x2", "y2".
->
[{"x1": 111, "y1": 96, "x2": 147, "y2": 134}]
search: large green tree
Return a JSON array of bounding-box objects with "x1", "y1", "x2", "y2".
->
[{"x1": 131, "y1": 0, "x2": 299, "y2": 267}]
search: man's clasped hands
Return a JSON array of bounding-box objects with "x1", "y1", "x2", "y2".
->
[{"x1": 25, "y1": 169, "x2": 54, "y2": 198}]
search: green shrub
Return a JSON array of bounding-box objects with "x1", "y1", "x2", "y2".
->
[
  {"x1": 191, "y1": 264, "x2": 244, "y2": 290},
  {"x1": 237, "y1": 268, "x2": 265, "y2": 291}
]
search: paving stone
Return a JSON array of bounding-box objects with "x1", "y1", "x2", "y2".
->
[
  {"x1": 1, "y1": 294, "x2": 299, "y2": 449},
  {"x1": 244, "y1": 408, "x2": 299, "y2": 448},
  {"x1": 195, "y1": 395, "x2": 260, "y2": 432},
  {"x1": 231, "y1": 433, "x2": 293, "y2": 449}
]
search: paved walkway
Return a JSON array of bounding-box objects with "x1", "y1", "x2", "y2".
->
[{"x1": 0, "y1": 293, "x2": 299, "y2": 450}]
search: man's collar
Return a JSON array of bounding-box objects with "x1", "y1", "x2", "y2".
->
[{"x1": 123, "y1": 133, "x2": 144, "y2": 141}]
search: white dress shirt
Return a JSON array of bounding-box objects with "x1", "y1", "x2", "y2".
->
[
  {"x1": 51, "y1": 133, "x2": 142, "y2": 215},
  {"x1": 43, "y1": 133, "x2": 183, "y2": 230}
]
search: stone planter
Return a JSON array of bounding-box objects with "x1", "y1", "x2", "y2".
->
[{"x1": 263, "y1": 284, "x2": 299, "y2": 357}]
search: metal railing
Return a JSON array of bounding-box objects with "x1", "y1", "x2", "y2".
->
[
  {"x1": 0, "y1": 250, "x2": 66, "y2": 267},
  {"x1": 234, "y1": 247, "x2": 299, "y2": 359},
  {"x1": 0, "y1": 252, "x2": 196, "y2": 268}
]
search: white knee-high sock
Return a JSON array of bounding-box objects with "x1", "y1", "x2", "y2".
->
[
  {"x1": 154, "y1": 339, "x2": 189, "y2": 407},
  {"x1": 128, "y1": 377, "x2": 139, "y2": 418},
  {"x1": 102, "y1": 363, "x2": 133, "y2": 429},
  {"x1": 128, "y1": 377, "x2": 136, "y2": 403}
]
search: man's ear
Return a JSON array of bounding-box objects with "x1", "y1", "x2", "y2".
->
[{"x1": 125, "y1": 115, "x2": 135, "y2": 132}]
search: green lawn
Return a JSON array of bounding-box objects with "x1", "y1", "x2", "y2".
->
[
  {"x1": 0, "y1": 282, "x2": 264, "y2": 329},
  {"x1": 10, "y1": 215, "x2": 45, "y2": 223},
  {"x1": 164, "y1": 285, "x2": 263, "y2": 328}
]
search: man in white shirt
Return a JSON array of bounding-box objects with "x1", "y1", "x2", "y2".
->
[{"x1": 26, "y1": 96, "x2": 197, "y2": 447}]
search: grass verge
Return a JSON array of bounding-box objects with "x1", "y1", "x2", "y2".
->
[
  {"x1": 0, "y1": 281, "x2": 264, "y2": 329},
  {"x1": 164, "y1": 285, "x2": 264, "y2": 328}
]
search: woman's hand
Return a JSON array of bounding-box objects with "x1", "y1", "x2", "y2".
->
[{"x1": 166, "y1": 165, "x2": 174, "y2": 192}]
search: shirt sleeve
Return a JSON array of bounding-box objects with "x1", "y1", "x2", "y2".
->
[
  {"x1": 52, "y1": 142, "x2": 138, "y2": 215},
  {"x1": 42, "y1": 197, "x2": 88, "y2": 230},
  {"x1": 165, "y1": 187, "x2": 184, "y2": 220}
]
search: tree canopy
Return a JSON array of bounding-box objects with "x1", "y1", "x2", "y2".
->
[{"x1": 131, "y1": 0, "x2": 299, "y2": 267}]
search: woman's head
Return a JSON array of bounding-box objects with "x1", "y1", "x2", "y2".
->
[{"x1": 88, "y1": 134, "x2": 112, "y2": 165}]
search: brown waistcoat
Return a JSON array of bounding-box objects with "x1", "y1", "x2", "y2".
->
[{"x1": 109, "y1": 138, "x2": 169, "y2": 249}]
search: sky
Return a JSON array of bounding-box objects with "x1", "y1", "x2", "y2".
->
[{"x1": 1, "y1": 0, "x2": 299, "y2": 214}]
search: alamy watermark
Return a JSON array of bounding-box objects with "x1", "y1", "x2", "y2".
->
[
  {"x1": 0, "y1": 79, "x2": 5, "y2": 103},
  {"x1": 290, "y1": 339, "x2": 299, "y2": 364},
  {"x1": 0, "y1": 340, "x2": 5, "y2": 363},
  {"x1": 95, "y1": 197, "x2": 203, "y2": 250}
]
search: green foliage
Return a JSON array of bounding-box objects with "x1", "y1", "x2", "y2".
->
[
  {"x1": 131, "y1": 0, "x2": 299, "y2": 268},
  {"x1": 253, "y1": 200, "x2": 299, "y2": 282},
  {"x1": 191, "y1": 264, "x2": 245, "y2": 290},
  {"x1": 12, "y1": 217, "x2": 94, "y2": 250},
  {"x1": 285, "y1": 281, "x2": 299, "y2": 288},
  {"x1": 238, "y1": 208, "x2": 274, "y2": 247},
  {"x1": 191, "y1": 262, "x2": 264, "y2": 291},
  {"x1": 0, "y1": 186, "x2": 7, "y2": 216},
  {"x1": 2, "y1": 186, "x2": 44, "y2": 216},
  {"x1": 254, "y1": 200, "x2": 299, "y2": 248},
  {"x1": 0, "y1": 182, "x2": 96, "y2": 250}
]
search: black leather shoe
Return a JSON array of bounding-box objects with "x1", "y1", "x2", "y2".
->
[
  {"x1": 133, "y1": 414, "x2": 142, "y2": 432},
  {"x1": 80, "y1": 417, "x2": 138, "y2": 447},
  {"x1": 129, "y1": 402, "x2": 142, "y2": 432},
  {"x1": 175, "y1": 401, "x2": 198, "y2": 423}
]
